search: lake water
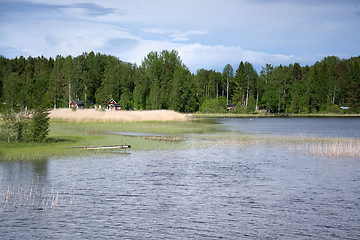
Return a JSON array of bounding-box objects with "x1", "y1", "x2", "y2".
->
[
  {"x1": 1, "y1": 118, "x2": 359, "y2": 239},
  {"x1": 216, "y1": 117, "x2": 360, "y2": 138}
]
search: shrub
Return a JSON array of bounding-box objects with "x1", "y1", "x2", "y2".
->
[
  {"x1": 29, "y1": 109, "x2": 50, "y2": 143},
  {"x1": 0, "y1": 109, "x2": 30, "y2": 143},
  {"x1": 199, "y1": 98, "x2": 227, "y2": 113},
  {"x1": 327, "y1": 104, "x2": 341, "y2": 114}
]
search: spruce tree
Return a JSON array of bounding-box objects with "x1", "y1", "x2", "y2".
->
[{"x1": 29, "y1": 109, "x2": 50, "y2": 143}]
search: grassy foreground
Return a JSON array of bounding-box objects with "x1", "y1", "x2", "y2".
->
[
  {"x1": 1, "y1": 109, "x2": 359, "y2": 160},
  {"x1": 0, "y1": 119, "x2": 218, "y2": 161}
]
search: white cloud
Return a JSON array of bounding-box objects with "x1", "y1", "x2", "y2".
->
[
  {"x1": 117, "y1": 39, "x2": 305, "y2": 72},
  {"x1": 170, "y1": 30, "x2": 209, "y2": 42},
  {"x1": 142, "y1": 28, "x2": 209, "y2": 42},
  {"x1": 1, "y1": 0, "x2": 359, "y2": 72}
]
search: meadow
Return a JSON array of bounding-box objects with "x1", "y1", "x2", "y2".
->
[
  {"x1": 49, "y1": 109, "x2": 187, "y2": 122},
  {"x1": 0, "y1": 110, "x2": 217, "y2": 161},
  {"x1": 1, "y1": 109, "x2": 359, "y2": 161}
]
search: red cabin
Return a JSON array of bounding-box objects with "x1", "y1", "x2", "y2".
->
[{"x1": 107, "y1": 99, "x2": 122, "y2": 111}]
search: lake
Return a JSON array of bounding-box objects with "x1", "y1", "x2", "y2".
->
[
  {"x1": 1, "y1": 118, "x2": 359, "y2": 239},
  {"x1": 216, "y1": 117, "x2": 360, "y2": 138}
]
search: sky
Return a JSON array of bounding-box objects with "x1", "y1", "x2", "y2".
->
[{"x1": 0, "y1": 0, "x2": 359, "y2": 73}]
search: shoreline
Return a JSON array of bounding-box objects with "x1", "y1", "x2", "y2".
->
[{"x1": 193, "y1": 113, "x2": 360, "y2": 118}]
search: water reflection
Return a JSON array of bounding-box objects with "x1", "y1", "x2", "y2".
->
[
  {"x1": 1, "y1": 118, "x2": 360, "y2": 239},
  {"x1": 0, "y1": 159, "x2": 72, "y2": 212},
  {"x1": 1, "y1": 146, "x2": 359, "y2": 239},
  {"x1": 0, "y1": 159, "x2": 48, "y2": 185},
  {"x1": 30, "y1": 159, "x2": 48, "y2": 181}
]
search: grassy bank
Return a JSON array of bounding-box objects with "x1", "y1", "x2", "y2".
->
[
  {"x1": 0, "y1": 119, "x2": 218, "y2": 161},
  {"x1": 1, "y1": 112, "x2": 359, "y2": 161}
]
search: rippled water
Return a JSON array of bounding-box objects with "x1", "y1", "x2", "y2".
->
[
  {"x1": 1, "y1": 119, "x2": 360, "y2": 239},
  {"x1": 217, "y1": 117, "x2": 360, "y2": 138}
]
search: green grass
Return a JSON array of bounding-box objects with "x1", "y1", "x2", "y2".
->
[
  {"x1": 2, "y1": 118, "x2": 358, "y2": 161},
  {"x1": 0, "y1": 120, "x2": 219, "y2": 161}
]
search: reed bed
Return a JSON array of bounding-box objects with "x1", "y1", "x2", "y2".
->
[
  {"x1": 194, "y1": 134, "x2": 360, "y2": 159},
  {"x1": 0, "y1": 180, "x2": 74, "y2": 212},
  {"x1": 49, "y1": 109, "x2": 187, "y2": 122},
  {"x1": 290, "y1": 138, "x2": 360, "y2": 158}
]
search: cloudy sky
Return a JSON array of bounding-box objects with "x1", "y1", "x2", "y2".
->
[{"x1": 1, "y1": 0, "x2": 359, "y2": 72}]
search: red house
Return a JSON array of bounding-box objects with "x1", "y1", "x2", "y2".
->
[
  {"x1": 107, "y1": 99, "x2": 122, "y2": 111},
  {"x1": 70, "y1": 100, "x2": 84, "y2": 109},
  {"x1": 227, "y1": 104, "x2": 235, "y2": 112}
]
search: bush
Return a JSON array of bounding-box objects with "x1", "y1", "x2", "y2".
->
[
  {"x1": 0, "y1": 109, "x2": 30, "y2": 143},
  {"x1": 199, "y1": 98, "x2": 227, "y2": 113},
  {"x1": 327, "y1": 104, "x2": 341, "y2": 114},
  {"x1": 234, "y1": 105, "x2": 246, "y2": 114}
]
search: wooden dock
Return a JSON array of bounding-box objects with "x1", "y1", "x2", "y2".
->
[{"x1": 76, "y1": 145, "x2": 131, "y2": 150}]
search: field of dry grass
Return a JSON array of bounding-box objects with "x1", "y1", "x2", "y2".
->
[{"x1": 49, "y1": 109, "x2": 187, "y2": 122}]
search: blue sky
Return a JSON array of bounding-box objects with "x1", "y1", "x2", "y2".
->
[{"x1": 1, "y1": 0, "x2": 359, "y2": 72}]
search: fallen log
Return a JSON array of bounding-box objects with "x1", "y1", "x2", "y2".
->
[{"x1": 75, "y1": 145, "x2": 131, "y2": 150}]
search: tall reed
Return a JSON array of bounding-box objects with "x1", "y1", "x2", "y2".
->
[
  {"x1": 1, "y1": 180, "x2": 74, "y2": 212},
  {"x1": 293, "y1": 138, "x2": 360, "y2": 158}
]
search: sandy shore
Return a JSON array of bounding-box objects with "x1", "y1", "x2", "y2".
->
[{"x1": 48, "y1": 109, "x2": 187, "y2": 122}]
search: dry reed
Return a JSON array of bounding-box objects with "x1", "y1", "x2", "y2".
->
[
  {"x1": 49, "y1": 109, "x2": 187, "y2": 122},
  {"x1": 1, "y1": 181, "x2": 74, "y2": 212},
  {"x1": 195, "y1": 134, "x2": 360, "y2": 159},
  {"x1": 291, "y1": 138, "x2": 360, "y2": 158}
]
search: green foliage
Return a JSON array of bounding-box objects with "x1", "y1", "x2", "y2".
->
[
  {"x1": 246, "y1": 95, "x2": 256, "y2": 113},
  {"x1": 199, "y1": 98, "x2": 227, "y2": 113},
  {"x1": 29, "y1": 109, "x2": 50, "y2": 143},
  {"x1": 1, "y1": 109, "x2": 30, "y2": 143},
  {"x1": 0, "y1": 52, "x2": 359, "y2": 115},
  {"x1": 119, "y1": 89, "x2": 132, "y2": 110},
  {"x1": 222, "y1": 64, "x2": 234, "y2": 101},
  {"x1": 327, "y1": 104, "x2": 341, "y2": 114}
]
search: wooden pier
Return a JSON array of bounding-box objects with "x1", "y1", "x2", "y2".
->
[{"x1": 75, "y1": 145, "x2": 131, "y2": 151}]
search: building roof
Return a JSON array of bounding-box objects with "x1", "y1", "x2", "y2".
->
[
  {"x1": 108, "y1": 99, "x2": 117, "y2": 104},
  {"x1": 73, "y1": 100, "x2": 84, "y2": 106}
]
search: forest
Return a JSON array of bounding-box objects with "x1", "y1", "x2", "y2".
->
[{"x1": 0, "y1": 50, "x2": 359, "y2": 114}]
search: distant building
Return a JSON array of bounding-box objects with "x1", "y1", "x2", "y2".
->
[
  {"x1": 227, "y1": 104, "x2": 235, "y2": 112},
  {"x1": 70, "y1": 100, "x2": 84, "y2": 109},
  {"x1": 107, "y1": 99, "x2": 122, "y2": 111},
  {"x1": 70, "y1": 99, "x2": 91, "y2": 109}
]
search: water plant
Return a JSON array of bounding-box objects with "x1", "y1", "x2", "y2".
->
[
  {"x1": 0, "y1": 180, "x2": 74, "y2": 212},
  {"x1": 290, "y1": 138, "x2": 360, "y2": 158}
]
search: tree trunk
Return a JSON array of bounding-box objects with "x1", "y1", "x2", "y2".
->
[
  {"x1": 278, "y1": 89, "x2": 281, "y2": 114},
  {"x1": 226, "y1": 78, "x2": 229, "y2": 104},
  {"x1": 68, "y1": 82, "x2": 71, "y2": 108},
  {"x1": 85, "y1": 85, "x2": 87, "y2": 103}
]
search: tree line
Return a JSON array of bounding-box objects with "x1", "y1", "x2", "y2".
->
[{"x1": 1, "y1": 50, "x2": 359, "y2": 114}]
